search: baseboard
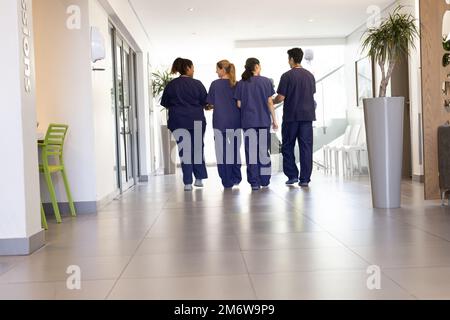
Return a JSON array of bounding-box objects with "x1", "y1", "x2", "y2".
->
[
  {"x1": 0, "y1": 230, "x2": 45, "y2": 256},
  {"x1": 42, "y1": 201, "x2": 97, "y2": 216},
  {"x1": 42, "y1": 189, "x2": 121, "y2": 216},
  {"x1": 412, "y1": 175, "x2": 425, "y2": 183},
  {"x1": 96, "y1": 190, "x2": 120, "y2": 211}
]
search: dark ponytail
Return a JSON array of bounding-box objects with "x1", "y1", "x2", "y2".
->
[
  {"x1": 242, "y1": 58, "x2": 260, "y2": 82},
  {"x1": 171, "y1": 58, "x2": 194, "y2": 76},
  {"x1": 171, "y1": 58, "x2": 183, "y2": 75}
]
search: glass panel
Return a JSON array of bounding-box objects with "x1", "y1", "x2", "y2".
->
[
  {"x1": 116, "y1": 44, "x2": 128, "y2": 186},
  {"x1": 123, "y1": 52, "x2": 131, "y2": 107},
  {"x1": 110, "y1": 28, "x2": 119, "y2": 189}
]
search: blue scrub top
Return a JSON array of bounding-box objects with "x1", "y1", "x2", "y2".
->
[
  {"x1": 161, "y1": 76, "x2": 207, "y2": 131},
  {"x1": 277, "y1": 68, "x2": 316, "y2": 122},
  {"x1": 234, "y1": 76, "x2": 275, "y2": 129},
  {"x1": 207, "y1": 79, "x2": 241, "y2": 131}
]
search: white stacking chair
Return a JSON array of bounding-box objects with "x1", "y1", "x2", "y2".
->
[
  {"x1": 342, "y1": 125, "x2": 366, "y2": 177},
  {"x1": 334, "y1": 125, "x2": 361, "y2": 177},
  {"x1": 323, "y1": 125, "x2": 353, "y2": 175}
]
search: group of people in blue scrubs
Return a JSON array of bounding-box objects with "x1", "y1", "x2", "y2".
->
[{"x1": 161, "y1": 48, "x2": 316, "y2": 192}]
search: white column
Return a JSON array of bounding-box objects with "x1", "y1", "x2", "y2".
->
[{"x1": 0, "y1": 0, "x2": 44, "y2": 255}]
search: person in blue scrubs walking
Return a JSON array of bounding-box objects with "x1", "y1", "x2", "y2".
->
[
  {"x1": 207, "y1": 60, "x2": 242, "y2": 189},
  {"x1": 273, "y1": 48, "x2": 316, "y2": 188},
  {"x1": 235, "y1": 58, "x2": 279, "y2": 191},
  {"x1": 161, "y1": 58, "x2": 208, "y2": 191}
]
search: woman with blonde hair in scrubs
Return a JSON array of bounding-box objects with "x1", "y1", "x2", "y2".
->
[{"x1": 207, "y1": 60, "x2": 242, "y2": 189}]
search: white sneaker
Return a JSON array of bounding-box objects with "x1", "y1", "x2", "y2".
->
[
  {"x1": 194, "y1": 179, "x2": 204, "y2": 188},
  {"x1": 184, "y1": 184, "x2": 193, "y2": 191}
]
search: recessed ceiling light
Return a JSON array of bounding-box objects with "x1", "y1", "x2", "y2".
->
[
  {"x1": 188, "y1": 8, "x2": 195, "y2": 12},
  {"x1": 308, "y1": 18, "x2": 315, "y2": 23}
]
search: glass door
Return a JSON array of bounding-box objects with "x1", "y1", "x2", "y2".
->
[{"x1": 112, "y1": 29, "x2": 138, "y2": 192}]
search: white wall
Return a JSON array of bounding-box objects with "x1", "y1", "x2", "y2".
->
[
  {"x1": 33, "y1": 0, "x2": 158, "y2": 209},
  {"x1": 0, "y1": 0, "x2": 41, "y2": 239},
  {"x1": 89, "y1": 0, "x2": 118, "y2": 200},
  {"x1": 34, "y1": 0, "x2": 98, "y2": 204}
]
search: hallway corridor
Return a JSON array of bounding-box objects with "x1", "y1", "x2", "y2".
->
[{"x1": 1, "y1": 171, "x2": 450, "y2": 300}]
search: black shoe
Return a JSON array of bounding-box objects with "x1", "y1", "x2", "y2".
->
[
  {"x1": 286, "y1": 178, "x2": 298, "y2": 185},
  {"x1": 251, "y1": 185, "x2": 261, "y2": 191},
  {"x1": 299, "y1": 182, "x2": 309, "y2": 188}
]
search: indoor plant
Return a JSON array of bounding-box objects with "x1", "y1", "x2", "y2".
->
[
  {"x1": 151, "y1": 70, "x2": 176, "y2": 175},
  {"x1": 361, "y1": 6, "x2": 419, "y2": 208}
]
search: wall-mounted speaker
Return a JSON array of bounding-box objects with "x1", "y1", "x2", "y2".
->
[{"x1": 91, "y1": 27, "x2": 105, "y2": 63}]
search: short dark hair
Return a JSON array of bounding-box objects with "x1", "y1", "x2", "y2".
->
[{"x1": 287, "y1": 48, "x2": 304, "y2": 64}]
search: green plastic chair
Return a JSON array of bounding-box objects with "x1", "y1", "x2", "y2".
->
[
  {"x1": 38, "y1": 124, "x2": 76, "y2": 223},
  {"x1": 41, "y1": 203, "x2": 48, "y2": 230}
]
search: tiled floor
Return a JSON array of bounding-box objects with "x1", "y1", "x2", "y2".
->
[{"x1": 1, "y1": 169, "x2": 450, "y2": 300}]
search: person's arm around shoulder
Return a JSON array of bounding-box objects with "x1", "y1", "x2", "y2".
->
[
  {"x1": 266, "y1": 78, "x2": 278, "y2": 130},
  {"x1": 268, "y1": 97, "x2": 279, "y2": 130},
  {"x1": 205, "y1": 81, "x2": 215, "y2": 111},
  {"x1": 197, "y1": 80, "x2": 208, "y2": 109}
]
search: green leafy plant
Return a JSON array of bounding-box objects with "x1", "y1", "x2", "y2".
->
[
  {"x1": 362, "y1": 6, "x2": 419, "y2": 97},
  {"x1": 151, "y1": 70, "x2": 174, "y2": 98}
]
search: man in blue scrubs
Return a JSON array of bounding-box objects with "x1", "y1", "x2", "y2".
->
[{"x1": 273, "y1": 48, "x2": 316, "y2": 187}]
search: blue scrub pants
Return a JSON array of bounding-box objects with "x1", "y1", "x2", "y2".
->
[
  {"x1": 215, "y1": 130, "x2": 242, "y2": 188},
  {"x1": 175, "y1": 127, "x2": 208, "y2": 185},
  {"x1": 244, "y1": 127, "x2": 272, "y2": 187},
  {"x1": 282, "y1": 121, "x2": 313, "y2": 184}
]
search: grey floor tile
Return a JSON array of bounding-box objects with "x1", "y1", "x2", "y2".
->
[
  {"x1": 0, "y1": 256, "x2": 131, "y2": 283},
  {"x1": 0, "y1": 280, "x2": 114, "y2": 300},
  {"x1": 328, "y1": 227, "x2": 449, "y2": 247},
  {"x1": 135, "y1": 235, "x2": 241, "y2": 255},
  {"x1": 384, "y1": 267, "x2": 450, "y2": 300},
  {"x1": 251, "y1": 271, "x2": 414, "y2": 300},
  {"x1": 350, "y1": 243, "x2": 450, "y2": 268},
  {"x1": 30, "y1": 239, "x2": 142, "y2": 258},
  {"x1": 243, "y1": 247, "x2": 369, "y2": 274},
  {"x1": 238, "y1": 233, "x2": 343, "y2": 251},
  {"x1": 108, "y1": 275, "x2": 256, "y2": 300},
  {"x1": 232, "y1": 219, "x2": 323, "y2": 235},
  {"x1": 122, "y1": 252, "x2": 247, "y2": 278}
]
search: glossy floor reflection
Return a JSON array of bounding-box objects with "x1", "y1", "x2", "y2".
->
[{"x1": 1, "y1": 170, "x2": 450, "y2": 300}]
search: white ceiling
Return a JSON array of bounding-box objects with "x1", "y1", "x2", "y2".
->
[{"x1": 130, "y1": 0, "x2": 395, "y2": 64}]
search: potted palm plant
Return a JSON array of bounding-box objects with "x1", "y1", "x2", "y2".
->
[
  {"x1": 151, "y1": 70, "x2": 176, "y2": 175},
  {"x1": 361, "y1": 6, "x2": 419, "y2": 209}
]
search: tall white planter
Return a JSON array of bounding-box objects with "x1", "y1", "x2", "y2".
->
[
  {"x1": 363, "y1": 97, "x2": 405, "y2": 209},
  {"x1": 161, "y1": 124, "x2": 176, "y2": 175}
]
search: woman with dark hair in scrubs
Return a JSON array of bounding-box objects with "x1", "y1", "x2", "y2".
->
[
  {"x1": 235, "y1": 58, "x2": 278, "y2": 191},
  {"x1": 207, "y1": 60, "x2": 242, "y2": 189},
  {"x1": 161, "y1": 58, "x2": 208, "y2": 191}
]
